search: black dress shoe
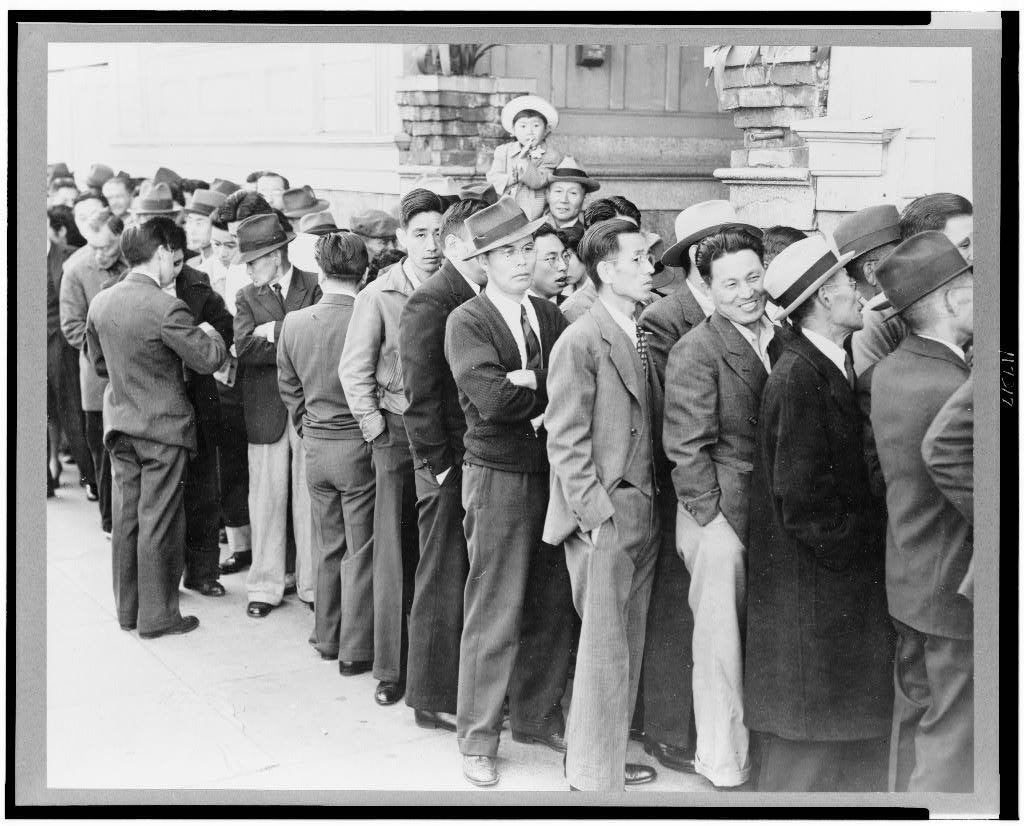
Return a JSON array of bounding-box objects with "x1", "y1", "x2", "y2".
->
[
  {"x1": 624, "y1": 762, "x2": 657, "y2": 785},
  {"x1": 85, "y1": 483, "x2": 99, "y2": 501},
  {"x1": 628, "y1": 725, "x2": 646, "y2": 743},
  {"x1": 246, "y1": 601, "x2": 273, "y2": 618},
  {"x1": 375, "y1": 680, "x2": 405, "y2": 705},
  {"x1": 512, "y1": 730, "x2": 568, "y2": 753},
  {"x1": 643, "y1": 738, "x2": 696, "y2": 773},
  {"x1": 219, "y1": 551, "x2": 252, "y2": 575},
  {"x1": 185, "y1": 580, "x2": 226, "y2": 597},
  {"x1": 414, "y1": 709, "x2": 457, "y2": 732},
  {"x1": 139, "y1": 615, "x2": 200, "y2": 639},
  {"x1": 120, "y1": 622, "x2": 136, "y2": 631},
  {"x1": 338, "y1": 659, "x2": 373, "y2": 676}
]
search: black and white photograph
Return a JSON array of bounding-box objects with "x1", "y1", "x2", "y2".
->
[{"x1": 13, "y1": 13, "x2": 1008, "y2": 815}]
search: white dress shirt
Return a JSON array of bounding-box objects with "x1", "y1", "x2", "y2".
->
[
  {"x1": 599, "y1": 295, "x2": 639, "y2": 344},
  {"x1": 729, "y1": 315, "x2": 775, "y2": 372},
  {"x1": 918, "y1": 334, "x2": 967, "y2": 362},
  {"x1": 801, "y1": 327, "x2": 850, "y2": 377},
  {"x1": 486, "y1": 285, "x2": 541, "y2": 369}
]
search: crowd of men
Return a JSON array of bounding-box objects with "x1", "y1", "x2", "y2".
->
[{"x1": 45, "y1": 149, "x2": 975, "y2": 794}]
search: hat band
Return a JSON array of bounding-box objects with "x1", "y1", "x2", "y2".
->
[
  {"x1": 240, "y1": 232, "x2": 287, "y2": 253},
  {"x1": 842, "y1": 224, "x2": 901, "y2": 259},
  {"x1": 776, "y1": 250, "x2": 840, "y2": 309},
  {"x1": 285, "y1": 198, "x2": 316, "y2": 210},
  {"x1": 551, "y1": 168, "x2": 588, "y2": 179},
  {"x1": 472, "y1": 214, "x2": 530, "y2": 249},
  {"x1": 139, "y1": 200, "x2": 174, "y2": 211}
]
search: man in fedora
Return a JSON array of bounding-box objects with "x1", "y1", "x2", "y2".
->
[
  {"x1": 131, "y1": 182, "x2": 180, "y2": 225},
  {"x1": 445, "y1": 196, "x2": 574, "y2": 787},
  {"x1": 102, "y1": 174, "x2": 133, "y2": 219},
  {"x1": 210, "y1": 178, "x2": 242, "y2": 198},
  {"x1": 84, "y1": 163, "x2": 114, "y2": 195},
  {"x1": 277, "y1": 231, "x2": 376, "y2": 667},
  {"x1": 282, "y1": 186, "x2": 331, "y2": 276},
  {"x1": 399, "y1": 195, "x2": 491, "y2": 732},
  {"x1": 544, "y1": 218, "x2": 666, "y2": 791},
  {"x1": 339, "y1": 188, "x2": 446, "y2": 705},
  {"x1": 256, "y1": 171, "x2": 290, "y2": 211},
  {"x1": 745, "y1": 235, "x2": 894, "y2": 791},
  {"x1": 85, "y1": 217, "x2": 228, "y2": 638},
  {"x1": 544, "y1": 156, "x2": 599, "y2": 230},
  {"x1": 233, "y1": 213, "x2": 321, "y2": 618},
  {"x1": 350, "y1": 208, "x2": 401, "y2": 281},
  {"x1": 869, "y1": 232, "x2": 974, "y2": 792},
  {"x1": 183, "y1": 189, "x2": 228, "y2": 268}
]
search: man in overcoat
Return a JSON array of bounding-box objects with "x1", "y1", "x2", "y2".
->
[{"x1": 746, "y1": 235, "x2": 895, "y2": 791}]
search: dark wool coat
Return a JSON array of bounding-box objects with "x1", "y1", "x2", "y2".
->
[{"x1": 744, "y1": 331, "x2": 895, "y2": 741}]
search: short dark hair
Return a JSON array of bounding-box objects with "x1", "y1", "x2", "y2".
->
[
  {"x1": 512, "y1": 108, "x2": 547, "y2": 128},
  {"x1": 180, "y1": 178, "x2": 210, "y2": 196},
  {"x1": 578, "y1": 219, "x2": 640, "y2": 288},
  {"x1": 559, "y1": 222, "x2": 584, "y2": 254},
  {"x1": 48, "y1": 204, "x2": 86, "y2": 247},
  {"x1": 900, "y1": 193, "x2": 973, "y2": 239},
  {"x1": 694, "y1": 227, "x2": 764, "y2": 285},
  {"x1": 582, "y1": 196, "x2": 642, "y2": 229},
  {"x1": 49, "y1": 177, "x2": 78, "y2": 194},
  {"x1": 162, "y1": 221, "x2": 189, "y2": 253},
  {"x1": 761, "y1": 225, "x2": 806, "y2": 267},
  {"x1": 73, "y1": 191, "x2": 108, "y2": 209},
  {"x1": 399, "y1": 188, "x2": 446, "y2": 229},
  {"x1": 120, "y1": 216, "x2": 179, "y2": 266},
  {"x1": 210, "y1": 190, "x2": 273, "y2": 229},
  {"x1": 533, "y1": 223, "x2": 569, "y2": 248},
  {"x1": 439, "y1": 198, "x2": 489, "y2": 244},
  {"x1": 314, "y1": 232, "x2": 369, "y2": 280},
  {"x1": 258, "y1": 171, "x2": 290, "y2": 190}
]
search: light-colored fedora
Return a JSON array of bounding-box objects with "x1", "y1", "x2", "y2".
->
[{"x1": 660, "y1": 200, "x2": 761, "y2": 268}]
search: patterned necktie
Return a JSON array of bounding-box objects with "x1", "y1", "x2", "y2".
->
[
  {"x1": 844, "y1": 351, "x2": 856, "y2": 390},
  {"x1": 635, "y1": 323, "x2": 649, "y2": 376},
  {"x1": 272, "y1": 282, "x2": 286, "y2": 313},
  {"x1": 521, "y1": 305, "x2": 542, "y2": 369}
]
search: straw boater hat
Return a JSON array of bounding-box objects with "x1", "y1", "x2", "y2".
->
[
  {"x1": 233, "y1": 213, "x2": 296, "y2": 265},
  {"x1": 298, "y1": 210, "x2": 344, "y2": 236},
  {"x1": 85, "y1": 163, "x2": 114, "y2": 189},
  {"x1": 871, "y1": 231, "x2": 972, "y2": 315},
  {"x1": 459, "y1": 195, "x2": 547, "y2": 260},
  {"x1": 131, "y1": 182, "x2": 179, "y2": 216},
  {"x1": 832, "y1": 204, "x2": 901, "y2": 259},
  {"x1": 183, "y1": 188, "x2": 227, "y2": 217},
  {"x1": 660, "y1": 200, "x2": 761, "y2": 268},
  {"x1": 500, "y1": 94, "x2": 559, "y2": 134},
  {"x1": 281, "y1": 185, "x2": 330, "y2": 218},
  {"x1": 763, "y1": 235, "x2": 857, "y2": 320},
  {"x1": 548, "y1": 157, "x2": 600, "y2": 193}
]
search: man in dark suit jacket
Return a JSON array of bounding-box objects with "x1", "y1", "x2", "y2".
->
[
  {"x1": 444, "y1": 197, "x2": 573, "y2": 788},
  {"x1": 870, "y1": 232, "x2": 974, "y2": 792},
  {"x1": 399, "y1": 197, "x2": 489, "y2": 730},
  {"x1": 746, "y1": 235, "x2": 894, "y2": 792},
  {"x1": 85, "y1": 217, "x2": 227, "y2": 638},
  {"x1": 544, "y1": 220, "x2": 665, "y2": 791},
  {"x1": 233, "y1": 214, "x2": 322, "y2": 618}
]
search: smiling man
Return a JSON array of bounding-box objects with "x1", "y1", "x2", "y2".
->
[{"x1": 544, "y1": 157, "x2": 600, "y2": 230}]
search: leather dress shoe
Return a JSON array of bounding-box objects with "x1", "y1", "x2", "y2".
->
[
  {"x1": 624, "y1": 762, "x2": 657, "y2": 785},
  {"x1": 120, "y1": 622, "x2": 136, "y2": 631},
  {"x1": 511, "y1": 729, "x2": 568, "y2": 753},
  {"x1": 462, "y1": 755, "x2": 499, "y2": 787},
  {"x1": 338, "y1": 659, "x2": 373, "y2": 676},
  {"x1": 375, "y1": 680, "x2": 405, "y2": 705},
  {"x1": 139, "y1": 615, "x2": 200, "y2": 639},
  {"x1": 414, "y1": 709, "x2": 457, "y2": 732},
  {"x1": 185, "y1": 580, "x2": 226, "y2": 597},
  {"x1": 85, "y1": 483, "x2": 99, "y2": 501},
  {"x1": 219, "y1": 551, "x2": 251, "y2": 575},
  {"x1": 628, "y1": 725, "x2": 645, "y2": 743},
  {"x1": 643, "y1": 738, "x2": 696, "y2": 773},
  {"x1": 246, "y1": 601, "x2": 273, "y2": 618}
]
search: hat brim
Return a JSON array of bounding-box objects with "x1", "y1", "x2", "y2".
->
[
  {"x1": 132, "y1": 206, "x2": 180, "y2": 215},
  {"x1": 501, "y1": 96, "x2": 559, "y2": 134},
  {"x1": 461, "y1": 215, "x2": 549, "y2": 261},
  {"x1": 649, "y1": 260, "x2": 672, "y2": 289},
  {"x1": 773, "y1": 249, "x2": 858, "y2": 320},
  {"x1": 283, "y1": 198, "x2": 330, "y2": 219},
  {"x1": 303, "y1": 226, "x2": 344, "y2": 236},
  {"x1": 660, "y1": 221, "x2": 763, "y2": 268},
  {"x1": 182, "y1": 206, "x2": 215, "y2": 217},
  {"x1": 233, "y1": 231, "x2": 297, "y2": 265},
  {"x1": 548, "y1": 176, "x2": 600, "y2": 193},
  {"x1": 890, "y1": 259, "x2": 973, "y2": 316}
]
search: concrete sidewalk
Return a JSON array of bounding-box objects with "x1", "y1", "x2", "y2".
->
[{"x1": 46, "y1": 478, "x2": 711, "y2": 796}]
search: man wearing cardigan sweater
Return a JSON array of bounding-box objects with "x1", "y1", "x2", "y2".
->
[{"x1": 444, "y1": 197, "x2": 574, "y2": 788}]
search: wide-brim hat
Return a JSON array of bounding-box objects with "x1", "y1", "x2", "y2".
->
[
  {"x1": 873, "y1": 230, "x2": 972, "y2": 316},
  {"x1": 833, "y1": 204, "x2": 901, "y2": 259},
  {"x1": 153, "y1": 166, "x2": 182, "y2": 186},
  {"x1": 131, "y1": 182, "x2": 179, "y2": 215},
  {"x1": 85, "y1": 163, "x2": 114, "y2": 189},
  {"x1": 350, "y1": 209, "x2": 399, "y2": 239},
  {"x1": 183, "y1": 188, "x2": 227, "y2": 217},
  {"x1": 281, "y1": 185, "x2": 330, "y2": 218},
  {"x1": 500, "y1": 94, "x2": 559, "y2": 134},
  {"x1": 460, "y1": 182, "x2": 499, "y2": 205},
  {"x1": 460, "y1": 195, "x2": 547, "y2": 260},
  {"x1": 233, "y1": 213, "x2": 296, "y2": 264},
  {"x1": 661, "y1": 200, "x2": 762, "y2": 268},
  {"x1": 548, "y1": 156, "x2": 600, "y2": 193},
  {"x1": 764, "y1": 235, "x2": 857, "y2": 320},
  {"x1": 298, "y1": 210, "x2": 343, "y2": 236}
]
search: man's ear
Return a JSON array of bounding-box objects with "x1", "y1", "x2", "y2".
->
[
  {"x1": 862, "y1": 257, "x2": 880, "y2": 286},
  {"x1": 596, "y1": 258, "x2": 612, "y2": 285}
]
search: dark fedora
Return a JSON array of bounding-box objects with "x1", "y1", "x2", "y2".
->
[
  {"x1": 49, "y1": 162, "x2": 73, "y2": 182},
  {"x1": 460, "y1": 182, "x2": 499, "y2": 206},
  {"x1": 184, "y1": 188, "x2": 227, "y2": 217},
  {"x1": 282, "y1": 185, "x2": 330, "y2": 218},
  {"x1": 298, "y1": 210, "x2": 344, "y2": 236},
  {"x1": 460, "y1": 195, "x2": 547, "y2": 260},
  {"x1": 833, "y1": 204, "x2": 901, "y2": 259},
  {"x1": 233, "y1": 213, "x2": 296, "y2": 264},
  {"x1": 210, "y1": 178, "x2": 241, "y2": 197},
  {"x1": 350, "y1": 209, "x2": 399, "y2": 239},
  {"x1": 131, "y1": 182, "x2": 179, "y2": 215},
  {"x1": 873, "y1": 230, "x2": 972, "y2": 315},
  {"x1": 153, "y1": 166, "x2": 182, "y2": 186},
  {"x1": 85, "y1": 163, "x2": 114, "y2": 189},
  {"x1": 548, "y1": 156, "x2": 600, "y2": 193}
]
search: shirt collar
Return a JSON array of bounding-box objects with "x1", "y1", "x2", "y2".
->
[
  {"x1": 918, "y1": 334, "x2": 966, "y2": 362},
  {"x1": 402, "y1": 257, "x2": 423, "y2": 291},
  {"x1": 270, "y1": 265, "x2": 294, "y2": 298},
  {"x1": 801, "y1": 327, "x2": 849, "y2": 376},
  {"x1": 527, "y1": 287, "x2": 558, "y2": 304},
  {"x1": 599, "y1": 295, "x2": 638, "y2": 341},
  {"x1": 131, "y1": 267, "x2": 163, "y2": 288},
  {"x1": 729, "y1": 314, "x2": 775, "y2": 347},
  {"x1": 486, "y1": 284, "x2": 530, "y2": 317}
]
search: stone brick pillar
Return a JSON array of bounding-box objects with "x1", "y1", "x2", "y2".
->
[
  {"x1": 705, "y1": 46, "x2": 830, "y2": 230},
  {"x1": 394, "y1": 74, "x2": 536, "y2": 193}
]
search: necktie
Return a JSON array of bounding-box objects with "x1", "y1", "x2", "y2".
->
[
  {"x1": 635, "y1": 323, "x2": 649, "y2": 376},
  {"x1": 272, "y1": 282, "x2": 286, "y2": 313},
  {"x1": 844, "y1": 352, "x2": 856, "y2": 390},
  {"x1": 520, "y1": 306, "x2": 542, "y2": 369}
]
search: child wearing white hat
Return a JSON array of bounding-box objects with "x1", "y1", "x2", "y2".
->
[{"x1": 486, "y1": 94, "x2": 564, "y2": 221}]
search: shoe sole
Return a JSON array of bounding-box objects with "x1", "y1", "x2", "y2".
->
[
  {"x1": 139, "y1": 620, "x2": 199, "y2": 639},
  {"x1": 642, "y1": 742, "x2": 697, "y2": 774}
]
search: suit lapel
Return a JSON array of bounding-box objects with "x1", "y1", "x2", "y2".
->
[
  {"x1": 256, "y1": 284, "x2": 285, "y2": 320},
  {"x1": 710, "y1": 311, "x2": 768, "y2": 396},
  {"x1": 592, "y1": 299, "x2": 643, "y2": 403},
  {"x1": 676, "y1": 280, "x2": 706, "y2": 329},
  {"x1": 285, "y1": 269, "x2": 310, "y2": 313},
  {"x1": 442, "y1": 262, "x2": 476, "y2": 306},
  {"x1": 790, "y1": 332, "x2": 859, "y2": 416},
  {"x1": 479, "y1": 293, "x2": 525, "y2": 370}
]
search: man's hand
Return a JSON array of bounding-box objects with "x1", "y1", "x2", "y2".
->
[
  {"x1": 506, "y1": 369, "x2": 537, "y2": 390},
  {"x1": 253, "y1": 321, "x2": 276, "y2": 341}
]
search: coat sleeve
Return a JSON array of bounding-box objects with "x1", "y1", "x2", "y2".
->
[
  {"x1": 639, "y1": 299, "x2": 688, "y2": 386},
  {"x1": 922, "y1": 375, "x2": 973, "y2": 523},
  {"x1": 769, "y1": 365, "x2": 865, "y2": 571},
  {"x1": 201, "y1": 285, "x2": 235, "y2": 348},
  {"x1": 161, "y1": 300, "x2": 228, "y2": 375},
  {"x1": 84, "y1": 311, "x2": 107, "y2": 380},
  {"x1": 444, "y1": 310, "x2": 544, "y2": 424},
  {"x1": 663, "y1": 333, "x2": 722, "y2": 526},
  {"x1": 59, "y1": 264, "x2": 88, "y2": 351},
  {"x1": 275, "y1": 316, "x2": 305, "y2": 438},
  {"x1": 543, "y1": 328, "x2": 615, "y2": 533},
  {"x1": 400, "y1": 288, "x2": 454, "y2": 473},
  {"x1": 233, "y1": 289, "x2": 278, "y2": 366},
  {"x1": 339, "y1": 286, "x2": 387, "y2": 441},
  {"x1": 856, "y1": 365, "x2": 887, "y2": 500}
]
